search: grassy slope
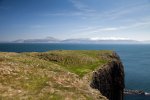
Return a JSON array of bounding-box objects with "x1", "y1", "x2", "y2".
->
[{"x1": 0, "y1": 50, "x2": 113, "y2": 100}]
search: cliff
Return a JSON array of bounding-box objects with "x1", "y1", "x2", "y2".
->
[
  {"x1": 0, "y1": 50, "x2": 124, "y2": 100},
  {"x1": 90, "y1": 53, "x2": 125, "y2": 100}
]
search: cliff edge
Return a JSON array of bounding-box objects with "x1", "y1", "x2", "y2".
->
[
  {"x1": 90, "y1": 52, "x2": 124, "y2": 100},
  {"x1": 0, "y1": 50, "x2": 124, "y2": 100}
]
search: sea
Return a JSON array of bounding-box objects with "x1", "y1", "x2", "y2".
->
[{"x1": 0, "y1": 43, "x2": 150, "y2": 100}]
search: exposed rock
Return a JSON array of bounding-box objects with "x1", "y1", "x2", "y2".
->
[
  {"x1": 124, "y1": 89, "x2": 144, "y2": 95},
  {"x1": 124, "y1": 89, "x2": 150, "y2": 96},
  {"x1": 145, "y1": 92, "x2": 150, "y2": 96},
  {"x1": 90, "y1": 52, "x2": 125, "y2": 100}
]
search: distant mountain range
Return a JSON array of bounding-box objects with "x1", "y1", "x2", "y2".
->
[
  {"x1": 61, "y1": 38, "x2": 139, "y2": 44},
  {"x1": 12, "y1": 37, "x2": 60, "y2": 43},
  {"x1": 2, "y1": 37, "x2": 150, "y2": 44}
]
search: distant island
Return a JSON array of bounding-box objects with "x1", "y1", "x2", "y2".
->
[{"x1": 1, "y1": 37, "x2": 149, "y2": 44}]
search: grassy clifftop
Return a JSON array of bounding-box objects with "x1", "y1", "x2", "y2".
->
[{"x1": 0, "y1": 50, "x2": 114, "y2": 100}]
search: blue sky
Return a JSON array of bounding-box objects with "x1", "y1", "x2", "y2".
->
[{"x1": 0, "y1": 0, "x2": 150, "y2": 41}]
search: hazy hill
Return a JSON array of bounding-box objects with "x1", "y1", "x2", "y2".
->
[
  {"x1": 12, "y1": 37, "x2": 60, "y2": 43},
  {"x1": 11, "y1": 37, "x2": 140, "y2": 44}
]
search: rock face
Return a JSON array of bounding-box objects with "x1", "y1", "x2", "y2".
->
[{"x1": 90, "y1": 52, "x2": 125, "y2": 100}]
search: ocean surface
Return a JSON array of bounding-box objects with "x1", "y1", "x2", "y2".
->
[{"x1": 0, "y1": 43, "x2": 150, "y2": 100}]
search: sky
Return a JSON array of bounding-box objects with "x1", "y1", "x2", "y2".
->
[{"x1": 0, "y1": 0, "x2": 150, "y2": 41}]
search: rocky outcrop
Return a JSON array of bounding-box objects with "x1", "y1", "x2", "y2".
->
[
  {"x1": 124, "y1": 89, "x2": 150, "y2": 96},
  {"x1": 90, "y1": 52, "x2": 125, "y2": 100},
  {"x1": 124, "y1": 89, "x2": 145, "y2": 95}
]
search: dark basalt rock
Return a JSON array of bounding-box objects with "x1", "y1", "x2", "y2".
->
[{"x1": 90, "y1": 52, "x2": 125, "y2": 100}]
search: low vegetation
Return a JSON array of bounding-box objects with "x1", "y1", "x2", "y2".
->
[
  {"x1": 0, "y1": 50, "x2": 113, "y2": 100},
  {"x1": 35, "y1": 50, "x2": 112, "y2": 77}
]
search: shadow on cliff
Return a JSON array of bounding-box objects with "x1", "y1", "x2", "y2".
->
[{"x1": 90, "y1": 52, "x2": 125, "y2": 100}]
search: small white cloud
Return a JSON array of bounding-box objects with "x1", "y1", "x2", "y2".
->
[
  {"x1": 90, "y1": 37, "x2": 131, "y2": 40},
  {"x1": 69, "y1": 0, "x2": 95, "y2": 13},
  {"x1": 75, "y1": 26, "x2": 119, "y2": 34},
  {"x1": 99, "y1": 27, "x2": 118, "y2": 31}
]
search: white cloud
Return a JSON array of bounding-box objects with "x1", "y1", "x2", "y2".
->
[
  {"x1": 74, "y1": 26, "x2": 120, "y2": 34},
  {"x1": 44, "y1": 0, "x2": 150, "y2": 22},
  {"x1": 67, "y1": 16, "x2": 150, "y2": 37},
  {"x1": 39, "y1": 1, "x2": 150, "y2": 41},
  {"x1": 99, "y1": 28, "x2": 118, "y2": 31},
  {"x1": 90, "y1": 37, "x2": 131, "y2": 40},
  {"x1": 41, "y1": 0, "x2": 150, "y2": 25},
  {"x1": 44, "y1": 0, "x2": 95, "y2": 17},
  {"x1": 69, "y1": 0, "x2": 95, "y2": 13},
  {"x1": 99, "y1": 3, "x2": 150, "y2": 20}
]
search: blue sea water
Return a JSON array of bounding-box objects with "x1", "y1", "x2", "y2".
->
[{"x1": 0, "y1": 43, "x2": 150, "y2": 100}]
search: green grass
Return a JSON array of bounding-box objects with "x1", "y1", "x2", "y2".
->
[
  {"x1": 21, "y1": 74, "x2": 49, "y2": 93},
  {"x1": 35, "y1": 50, "x2": 111, "y2": 77},
  {"x1": 0, "y1": 50, "x2": 112, "y2": 100}
]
